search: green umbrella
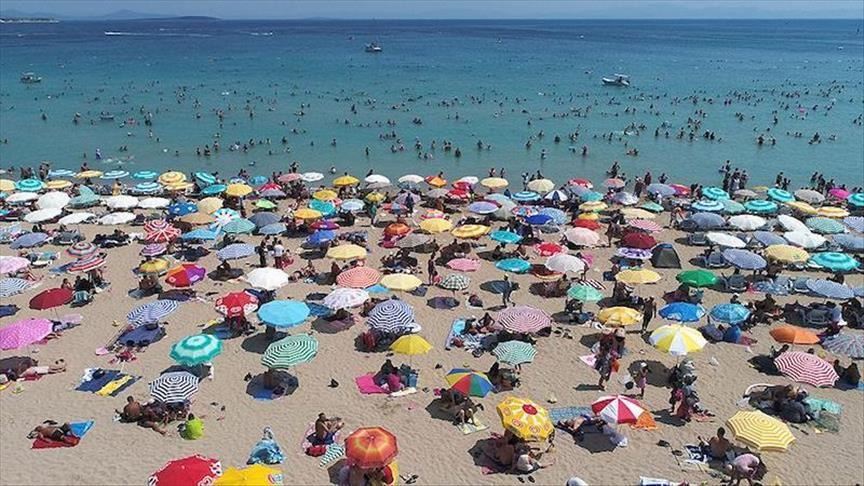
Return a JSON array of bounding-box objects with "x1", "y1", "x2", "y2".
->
[
  {"x1": 256, "y1": 200, "x2": 277, "y2": 210},
  {"x1": 492, "y1": 341, "x2": 536, "y2": 366},
  {"x1": 676, "y1": 269, "x2": 718, "y2": 288},
  {"x1": 261, "y1": 334, "x2": 318, "y2": 369},
  {"x1": 169, "y1": 334, "x2": 223, "y2": 366},
  {"x1": 567, "y1": 284, "x2": 603, "y2": 302}
]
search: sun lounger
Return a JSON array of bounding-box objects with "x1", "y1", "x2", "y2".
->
[{"x1": 687, "y1": 232, "x2": 708, "y2": 246}]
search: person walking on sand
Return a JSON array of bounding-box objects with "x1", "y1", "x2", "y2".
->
[
  {"x1": 501, "y1": 275, "x2": 514, "y2": 306},
  {"x1": 641, "y1": 297, "x2": 656, "y2": 334}
]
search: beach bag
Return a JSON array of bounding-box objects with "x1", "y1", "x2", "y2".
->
[
  {"x1": 306, "y1": 445, "x2": 327, "y2": 457},
  {"x1": 361, "y1": 331, "x2": 376, "y2": 351}
]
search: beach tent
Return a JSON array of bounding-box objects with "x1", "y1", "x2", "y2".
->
[{"x1": 650, "y1": 244, "x2": 681, "y2": 269}]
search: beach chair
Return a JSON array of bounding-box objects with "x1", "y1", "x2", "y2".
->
[
  {"x1": 792, "y1": 278, "x2": 811, "y2": 294},
  {"x1": 772, "y1": 276, "x2": 792, "y2": 291},
  {"x1": 705, "y1": 252, "x2": 728, "y2": 269},
  {"x1": 687, "y1": 232, "x2": 708, "y2": 246},
  {"x1": 71, "y1": 290, "x2": 93, "y2": 307},
  {"x1": 804, "y1": 309, "x2": 830, "y2": 327},
  {"x1": 724, "y1": 275, "x2": 747, "y2": 293}
]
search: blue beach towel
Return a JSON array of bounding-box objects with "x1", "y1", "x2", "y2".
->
[
  {"x1": 69, "y1": 420, "x2": 94, "y2": 438},
  {"x1": 549, "y1": 406, "x2": 592, "y2": 424},
  {"x1": 365, "y1": 284, "x2": 389, "y2": 294}
]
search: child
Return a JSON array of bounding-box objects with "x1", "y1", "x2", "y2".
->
[{"x1": 634, "y1": 362, "x2": 649, "y2": 399}]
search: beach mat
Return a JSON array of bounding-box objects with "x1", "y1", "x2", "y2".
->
[
  {"x1": 457, "y1": 418, "x2": 489, "y2": 435},
  {"x1": 32, "y1": 420, "x2": 93, "y2": 449},
  {"x1": 355, "y1": 374, "x2": 387, "y2": 395},
  {"x1": 319, "y1": 444, "x2": 345, "y2": 468},
  {"x1": 75, "y1": 369, "x2": 139, "y2": 397},
  {"x1": 390, "y1": 387, "x2": 417, "y2": 397},
  {"x1": 549, "y1": 406, "x2": 592, "y2": 424}
]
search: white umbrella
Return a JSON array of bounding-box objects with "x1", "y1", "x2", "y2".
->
[
  {"x1": 706, "y1": 232, "x2": 746, "y2": 248},
  {"x1": 527, "y1": 178, "x2": 555, "y2": 193},
  {"x1": 728, "y1": 214, "x2": 766, "y2": 231},
  {"x1": 364, "y1": 174, "x2": 391, "y2": 185},
  {"x1": 545, "y1": 253, "x2": 586, "y2": 273},
  {"x1": 457, "y1": 176, "x2": 479, "y2": 185},
  {"x1": 398, "y1": 174, "x2": 424, "y2": 184},
  {"x1": 300, "y1": 172, "x2": 324, "y2": 183},
  {"x1": 564, "y1": 227, "x2": 601, "y2": 247},
  {"x1": 59, "y1": 212, "x2": 96, "y2": 225},
  {"x1": 784, "y1": 231, "x2": 826, "y2": 249},
  {"x1": 245, "y1": 267, "x2": 290, "y2": 290},
  {"x1": 138, "y1": 197, "x2": 171, "y2": 209},
  {"x1": 23, "y1": 208, "x2": 61, "y2": 223},
  {"x1": 98, "y1": 212, "x2": 136, "y2": 225},
  {"x1": 6, "y1": 192, "x2": 39, "y2": 203},
  {"x1": 778, "y1": 214, "x2": 808, "y2": 233},
  {"x1": 323, "y1": 287, "x2": 370, "y2": 310},
  {"x1": 35, "y1": 191, "x2": 71, "y2": 210},
  {"x1": 105, "y1": 195, "x2": 139, "y2": 209}
]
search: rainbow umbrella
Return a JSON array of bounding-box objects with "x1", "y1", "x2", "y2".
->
[
  {"x1": 445, "y1": 369, "x2": 494, "y2": 397},
  {"x1": 165, "y1": 264, "x2": 206, "y2": 287}
]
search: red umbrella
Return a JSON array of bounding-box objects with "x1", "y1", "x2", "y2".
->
[
  {"x1": 568, "y1": 178, "x2": 593, "y2": 189},
  {"x1": 345, "y1": 427, "x2": 398, "y2": 470},
  {"x1": 384, "y1": 223, "x2": 411, "y2": 237},
  {"x1": 621, "y1": 232, "x2": 657, "y2": 249},
  {"x1": 669, "y1": 184, "x2": 690, "y2": 196},
  {"x1": 534, "y1": 242, "x2": 564, "y2": 257},
  {"x1": 591, "y1": 395, "x2": 646, "y2": 425},
  {"x1": 144, "y1": 219, "x2": 181, "y2": 243},
  {"x1": 447, "y1": 189, "x2": 469, "y2": 200},
  {"x1": 774, "y1": 351, "x2": 838, "y2": 387},
  {"x1": 452, "y1": 181, "x2": 472, "y2": 191},
  {"x1": 29, "y1": 288, "x2": 73, "y2": 310},
  {"x1": 215, "y1": 291, "x2": 259, "y2": 318},
  {"x1": 258, "y1": 182, "x2": 282, "y2": 192},
  {"x1": 164, "y1": 263, "x2": 207, "y2": 287},
  {"x1": 149, "y1": 455, "x2": 222, "y2": 486},
  {"x1": 572, "y1": 219, "x2": 601, "y2": 230},
  {"x1": 67, "y1": 255, "x2": 106, "y2": 273},
  {"x1": 310, "y1": 219, "x2": 340, "y2": 230}
]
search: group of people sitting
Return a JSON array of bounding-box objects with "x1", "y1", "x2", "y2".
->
[
  {"x1": 373, "y1": 359, "x2": 418, "y2": 393},
  {"x1": 116, "y1": 395, "x2": 190, "y2": 436},
  {"x1": 480, "y1": 429, "x2": 556, "y2": 475}
]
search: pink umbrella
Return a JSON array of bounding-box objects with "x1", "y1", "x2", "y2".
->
[
  {"x1": 829, "y1": 188, "x2": 850, "y2": 200},
  {"x1": 277, "y1": 173, "x2": 302, "y2": 183},
  {"x1": 447, "y1": 258, "x2": 481, "y2": 272},
  {"x1": 140, "y1": 243, "x2": 167, "y2": 257},
  {"x1": 774, "y1": 351, "x2": 838, "y2": 387},
  {"x1": 496, "y1": 306, "x2": 552, "y2": 333},
  {"x1": 568, "y1": 178, "x2": 593, "y2": 189},
  {"x1": 628, "y1": 219, "x2": 663, "y2": 233},
  {"x1": 0, "y1": 317, "x2": 53, "y2": 350},
  {"x1": 591, "y1": 395, "x2": 646, "y2": 425},
  {"x1": 0, "y1": 256, "x2": 30, "y2": 275},
  {"x1": 603, "y1": 178, "x2": 625, "y2": 189}
]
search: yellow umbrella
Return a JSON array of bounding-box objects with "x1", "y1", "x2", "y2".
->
[
  {"x1": 425, "y1": 175, "x2": 447, "y2": 187},
  {"x1": 785, "y1": 201, "x2": 817, "y2": 215},
  {"x1": 650, "y1": 324, "x2": 707, "y2": 356},
  {"x1": 333, "y1": 175, "x2": 359, "y2": 187},
  {"x1": 138, "y1": 258, "x2": 169, "y2": 274},
  {"x1": 765, "y1": 244, "x2": 809, "y2": 263},
  {"x1": 615, "y1": 269, "x2": 662, "y2": 285},
  {"x1": 818, "y1": 206, "x2": 849, "y2": 218},
  {"x1": 380, "y1": 274, "x2": 422, "y2": 291},
  {"x1": 451, "y1": 224, "x2": 490, "y2": 239},
  {"x1": 313, "y1": 189, "x2": 339, "y2": 201},
  {"x1": 197, "y1": 197, "x2": 223, "y2": 214},
  {"x1": 158, "y1": 171, "x2": 186, "y2": 185},
  {"x1": 46, "y1": 179, "x2": 72, "y2": 190},
  {"x1": 326, "y1": 244, "x2": 367, "y2": 260},
  {"x1": 621, "y1": 208, "x2": 656, "y2": 220},
  {"x1": 225, "y1": 183, "x2": 253, "y2": 197},
  {"x1": 597, "y1": 306, "x2": 642, "y2": 326},
  {"x1": 293, "y1": 208, "x2": 323, "y2": 220},
  {"x1": 726, "y1": 410, "x2": 795, "y2": 452},
  {"x1": 164, "y1": 181, "x2": 193, "y2": 191},
  {"x1": 496, "y1": 397, "x2": 554, "y2": 441},
  {"x1": 480, "y1": 177, "x2": 509, "y2": 189},
  {"x1": 577, "y1": 212, "x2": 600, "y2": 221},
  {"x1": 390, "y1": 335, "x2": 432, "y2": 355},
  {"x1": 180, "y1": 212, "x2": 215, "y2": 225},
  {"x1": 365, "y1": 192, "x2": 385, "y2": 203},
  {"x1": 420, "y1": 218, "x2": 453, "y2": 234},
  {"x1": 579, "y1": 201, "x2": 608, "y2": 212},
  {"x1": 76, "y1": 170, "x2": 103, "y2": 179},
  {"x1": 215, "y1": 464, "x2": 284, "y2": 486},
  {"x1": 0, "y1": 179, "x2": 15, "y2": 192}
]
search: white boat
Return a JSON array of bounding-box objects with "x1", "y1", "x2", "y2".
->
[
  {"x1": 602, "y1": 74, "x2": 630, "y2": 87},
  {"x1": 364, "y1": 42, "x2": 382, "y2": 53},
  {"x1": 20, "y1": 72, "x2": 42, "y2": 84}
]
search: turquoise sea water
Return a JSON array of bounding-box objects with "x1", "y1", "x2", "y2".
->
[{"x1": 0, "y1": 19, "x2": 862, "y2": 186}]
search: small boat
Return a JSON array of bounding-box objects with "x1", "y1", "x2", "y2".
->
[
  {"x1": 99, "y1": 112, "x2": 115, "y2": 121},
  {"x1": 602, "y1": 74, "x2": 630, "y2": 87},
  {"x1": 20, "y1": 72, "x2": 42, "y2": 84},
  {"x1": 364, "y1": 42, "x2": 382, "y2": 53}
]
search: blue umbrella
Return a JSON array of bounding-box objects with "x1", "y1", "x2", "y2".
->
[
  {"x1": 341, "y1": 199, "x2": 365, "y2": 212},
  {"x1": 539, "y1": 207, "x2": 568, "y2": 225},
  {"x1": 259, "y1": 189, "x2": 286, "y2": 199},
  {"x1": 744, "y1": 200, "x2": 778, "y2": 214},
  {"x1": 490, "y1": 230, "x2": 522, "y2": 245},
  {"x1": 69, "y1": 191, "x2": 99, "y2": 208},
  {"x1": 511, "y1": 191, "x2": 540, "y2": 202},
  {"x1": 16, "y1": 179, "x2": 44, "y2": 192},
  {"x1": 721, "y1": 249, "x2": 767, "y2": 270},
  {"x1": 767, "y1": 188, "x2": 794, "y2": 202},
  {"x1": 580, "y1": 191, "x2": 604, "y2": 202},
  {"x1": 309, "y1": 200, "x2": 336, "y2": 216},
  {"x1": 181, "y1": 228, "x2": 219, "y2": 241},
  {"x1": 0, "y1": 278, "x2": 33, "y2": 298},
  {"x1": 752, "y1": 231, "x2": 786, "y2": 247},
  {"x1": 258, "y1": 300, "x2": 311, "y2": 328},
  {"x1": 525, "y1": 214, "x2": 553, "y2": 226},
  {"x1": 691, "y1": 200, "x2": 725, "y2": 212},
  {"x1": 259, "y1": 223, "x2": 287, "y2": 235},
  {"x1": 659, "y1": 302, "x2": 706, "y2": 323},
  {"x1": 307, "y1": 230, "x2": 337, "y2": 246},
  {"x1": 833, "y1": 234, "x2": 864, "y2": 253},
  {"x1": 201, "y1": 184, "x2": 227, "y2": 195},
  {"x1": 710, "y1": 303, "x2": 750, "y2": 324},
  {"x1": 702, "y1": 186, "x2": 730, "y2": 200},
  {"x1": 805, "y1": 217, "x2": 845, "y2": 235},
  {"x1": 843, "y1": 216, "x2": 864, "y2": 233},
  {"x1": 168, "y1": 202, "x2": 197, "y2": 217},
  {"x1": 194, "y1": 172, "x2": 217, "y2": 185},
  {"x1": 48, "y1": 169, "x2": 76, "y2": 178},
  {"x1": 495, "y1": 258, "x2": 531, "y2": 273},
  {"x1": 10, "y1": 232, "x2": 49, "y2": 249},
  {"x1": 132, "y1": 170, "x2": 158, "y2": 180},
  {"x1": 248, "y1": 212, "x2": 280, "y2": 228},
  {"x1": 217, "y1": 243, "x2": 255, "y2": 260},
  {"x1": 806, "y1": 279, "x2": 854, "y2": 299},
  {"x1": 809, "y1": 252, "x2": 859, "y2": 272},
  {"x1": 647, "y1": 183, "x2": 676, "y2": 197},
  {"x1": 752, "y1": 281, "x2": 789, "y2": 296},
  {"x1": 220, "y1": 218, "x2": 255, "y2": 234},
  {"x1": 249, "y1": 175, "x2": 268, "y2": 186},
  {"x1": 127, "y1": 299, "x2": 179, "y2": 326},
  {"x1": 688, "y1": 212, "x2": 726, "y2": 229},
  {"x1": 101, "y1": 170, "x2": 129, "y2": 180},
  {"x1": 847, "y1": 193, "x2": 864, "y2": 208},
  {"x1": 468, "y1": 201, "x2": 499, "y2": 215},
  {"x1": 133, "y1": 182, "x2": 162, "y2": 194}
]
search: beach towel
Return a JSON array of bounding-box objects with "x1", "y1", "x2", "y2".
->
[
  {"x1": 319, "y1": 444, "x2": 345, "y2": 468},
  {"x1": 630, "y1": 412, "x2": 659, "y2": 431},
  {"x1": 457, "y1": 417, "x2": 489, "y2": 435},
  {"x1": 683, "y1": 445, "x2": 708, "y2": 464},
  {"x1": 409, "y1": 285, "x2": 429, "y2": 297},
  {"x1": 32, "y1": 420, "x2": 93, "y2": 449},
  {"x1": 549, "y1": 406, "x2": 592, "y2": 424},
  {"x1": 75, "y1": 369, "x2": 140, "y2": 397},
  {"x1": 390, "y1": 387, "x2": 417, "y2": 397},
  {"x1": 355, "y1": 374, "x2": 388, "y2": 395},
  {"x1": 444, "y1": 320, "x2": 465, "y2": 350},
  {"x1": 301, "y1": 422, "x2": 343, "y2": 455},
  {"x1": 579, "y1": 354, "x2": 597, "y2": 368},
  {"x1": 366, "y1": 284, "x2": 389, "y2": 294},
  {"x1": 249, "y1": 381, "x2": 284, "y2": 401}
]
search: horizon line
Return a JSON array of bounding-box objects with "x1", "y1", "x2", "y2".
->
[{"x1": 18, "y1": 16, "x2": 864, "y2": 21}]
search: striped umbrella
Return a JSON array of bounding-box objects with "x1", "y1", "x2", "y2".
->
[
  {"x1": 691, "y1": 200, "x2": 724, "y2": 212},
  {"x1": 805, "y1": 279, "x2": 854, "y2": 299},
  {"x1": 567, "y1": 284, "x2": 603, "y2": 302},
  {"x1": 844, "y1": 216, "x2": 864, "y2": 233},
  {"x1": 144, "y1": 220, "x2": 181, "y2": 243},
  {"x1": 744, "y1": 200, "x2": 778, "y2": 214},
  {"x1": 721, "y1": 249, "x2": 767, "y2": 270},
  {"x1": 170, "y1": 334, "x2": 223, "y2": 366},
  {"x1": 127, "y1": 300, "x2": 180, "y2": 326},
  {"x1": 219, "y1": 218, "x2": 256, "y2": 234},
  {"x1": 727, "y1": 411, "x2": 795, "y2": 452},
  {"x1": 367, "y1": 300, "x2": 415, "y2": 333},
  {"x1": 134, "y1": 171, "x2": 159, "y2": 180},
  {"x1": 141, "y1": 243, "x2": 167, "y2": 257},
  {"x1": 603, "y1": 178, "x2": 625, "y2": 189},
  {"x1": 345, "y1": 427, "x2": 398, "y2": 470},
  {"x1": 445, "y1": 369, "x2": 494, "y2": 397},
  {"x1": 323, "y1": 288, "x2": 370, "y2": 310},
  {"x1": 67, "y1": 254, "x2": 106, "y2": 273},
  {"x1": 0, "y1": 278, "x2": 34, "y2": 298},
  {"x1": 775, "y1": 351, "x2": 838, "y2": 387},
  {"x1": 496, "y1": 306, "x2": 552, "y2": 333},
  {"x1": 511, "y1": 206, "x2": 539, "y2": 218},
  {"x1": 16, "y1": 178, "x2": 44, "y2": 192},
  {"x1": 822, "y1": 333, "x2": 864, "y2": 359},
  {"x1": 847, "y1": 193, "x2": 864, "y2": 208},
  {"x1": 149, "y1": 371, "x2": 199, "y2": 403},
  {"x1": 497, "y1": 397, "x2": 554, "y2": 441},
  {"x1": 650, "y1": 324, "x2": 707, "y2": 355},
  {"x1": 629, "y1": 219, "x2": 663, "y2": 233},
  {"x1": 702, "y1": 186, "x2": 729, "y2": 200},
  {"x1": 215, "y1": 291, "x2": 259, "y2": 318},
  {"x1": 709, "y1": 303, "x2": 750, "y2": 324},
  {"x1": 511, "y1": 191, "x2": 541, "y2": 202},
  {"x1": 258, "y1": 300, "x2": 310, "y2": 328},
  {"x1": 721, "y1": 199, "x2": 746, "y2": 214},
  {"x1": 67, "y1": 241, "x2": 98, "y2": 257},
  {"x1": 439, "y1": 274, "x2": 470, "y2": 291},
  {"x1": 805, "y1": 217, "x2": 845, "y2": 234},
  {"x1": 834, "y1": 234, "x2": 864, "y2": 253},
  {"x1": 591, "y1": 395, "x2": 646, "y2": 425},
  {"x1": 766, "y1": 188, "x2": 794, "y2": 202},
  {"x1": 0, "y1": 256, "x2": 30, "y2": 274},
  {"x1": 133, "y1": 182, "x2": 162, "y2": 194},
  {"x1": 0, "y1": 317, "x2": 53, "y2": 350},
  {"x1": 194, "y1": 171, "x2": 217, "y2": 185},
  {"x1": 336, "y1": 266, "x2": 380, "y2": 288},
  {"x1": 165, "y1": 264, "x2": 206, "y2": 287},
  {"x1": 446, "y1": 258, "x2": 481, "y2": 272},
  {"x1": 492, "y1": 340, "x2": 536, "y2": 366},
  {"x1": 764, "y1": 244, "x2": 810, "y2": 263},
  {"x1": 261, "y1": 334, "x2": 318, "y2": 369},
  {"x1": 217, "y1": 243, "x2": 255, "y2": 260},
  {"x1": 809, "y1": 252, "x2": 859, "y2": 272}
]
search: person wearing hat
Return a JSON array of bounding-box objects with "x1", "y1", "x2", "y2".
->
[{"x1": 634, "y1": 362, "x2": 649, "y2": 399}]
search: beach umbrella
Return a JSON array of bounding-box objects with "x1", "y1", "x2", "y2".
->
[
  {"x1": 810, "y1": 251, "x2": 860, "y2": 272},
  {"x1": 611, "y1": 192, "x2": 638, "y2": 206},
  {"x1": 29, "y1": 288, "x2": 72, "y2": 310},
  {"x1": 99, "y1": 169, "x2": 129, "y2": 180},
  {"x1": 769, "y1": 326, "x2": 819, "y2": 345},
  {"x1": 170, "y1": 334, "x2": 223, "y2": 366},
  {"x1": 261, "y1": 334, "x2": 319, "y2": 369},
  {"x1": 687, "y1": 212, "x2": 725, "y2": 229},
  {"x1": 312, "y1": 189, "x2": 338, "y2": 202},
  {"x1": 481, "y1": 177, "x2": 509, "y2": 190},
  {"x1": 10, "y1": 232, "x2": 49, "y2": 249},
  {"x1": 144, "y1": 220, "x2": 182, "y2": 243},
  {"x1": 259, "y1": 223, "x2": 287, "y2": 236},
  {"x1": 844, "y1": 216, "x2": 864, "y2": 233},
  {"x1": 105, "y1": 194, "x2": 139, "y2": 210},
  {"x1": 138, "y1": 258, "x2": 170, "y2": 275},
  {"x1": 744, "y1": 200, "x2": 778, "y2": 214},
  {"x1": 216, "y1": 243, "x2": 255, "y2": 260},
  {"x1": 676, "y1": 269, "x2": 718, "y2": 288},
  {"x1": 783, "y1": 231, "x2": 826, "y2": 249},
  {"x1": 167, "y1": 201, "x2": 197, "y2": 217},
  {"x1": 215, "y1": 291, "x2": 259, "y2": 318},
  {"x1": 495, "y1": 258, "x2": 531, "y2": 273},
  {"x1": 774, "y1": 351, "x2": 838, "y2": 387},
  {"x1": 323, "y1": 288, "x2": 370, "y2": 310},
  {"x1": 439, "y1": 274, "x2": 471, "y2": 291},
  {"x1": 777, "y1": 215, "x2": 807, "y2": 233},
  {"x1": 598, "y1": 306, "x2": 641, "y2": 326},
  {"x1": 149, "y1": 371, "x2": 199, "y2": 403},
  {"x1": 747, "y1": 232, "x2": 783, "y2": 248},
  {"x1": 706, "y1": 232, "x2": 746, "y2": 248},
  {"x1": 364, "y1": 174, "x2": 391, "y2": 186},
  {"x1": 628, "y1": 219, "x2": 663, "y2": 233},
  {"x1": 545, "y1": 253, "x2": 585, "y2": 274},
  {"x1": 621, "y1": 233, "x2": 657, "y2": 249},
  {"x1": 333, "y1": 175, "x2": 360, "y2": 187},
  {"x1": 511, "y1": 205, "x2": 539, "y2": 218},
  {"x1": 44, "y1": 179, "x2": 72, "y2": 190},
  {"x1": 764, "y1": 244, "x2": 809, "y2": 263},
  {"x1": 496, "y1": 306, "x2": 551, "y2": 333},
  {"x1": 767, "y1": 188, "x2": 794, "y2": 202},
  {"x1": 223, "y1": 183, "x2": 252, "y2": 198},
  {"x1": 215, "y1": 464, "x2": 283, "y2": 486},
  {"x1": 467, "y1": 201, "x2": 498, "y2": 215},
  {"x1": 310, "y1": 219, "x2": 339, "y2": 231},
  {"x1": 200, "y1": 184, "x2": 227, "y2": 196},
  {"x1": 497, "y1": 397, "x2": 554, "y2": 441},
  {"x1": 526, "y1": 178, "x2": 554, "y2": 193},
  {"x1": 98, "y1": 212, "x2": 136, "y2": 225},
  {"x1": 591, "y1": 395, "x2": 646, "y2": 425},
  {"x1": 650, "y1": 324, "x2": 707, "y2": 356},
  {"x1": 58, "y1": 212, "x2": 96, "y2": 225},
  {"x1": 6, "y1": 192, "x2": 39, "y2": 203},
  {"x1": 751, "y1": 280, "x2": 789, "y2": 296},
  {"x1": 709, "y1": 303, "x2": 750, "y2": 324},
  {"x1": 834, "y1": 234, "x2": 864, "y2": 253},
  {"x1": 139, "y1": 197, "x2": 171, "y2": 209},
  {"x1": 365, "y1": 192, "x2": 387, "y2": 203},
  {"x1": 300, "y1": 172, "x2": 324, "y2": 183},
  {"x1": 380, "y1": 274, "x2": 423, "y2": 292},
  {"x1": 398, "y1": 174, "x2": 424, "y2": 185},
  {"x1": 15, "y1": 178, "x2": 45, "y2": 192},
  {"x1": 340, "y1": 199, "x2": 365, "y2": 212},
  {"x1": 258, "y1": 300, "x2": 311, "y2": 328},
  {"x1": 196, "y1": 197, "x2": 223, "y2": 214},
  {"x1": 539, "y1": 207, "x2": 568, "y2": 225},
  {"x1": 384, "y1": 222, "x2": 411, "y2": 238},
  {"x1": 445, "y1": 369, "x2": 494, "y2": 397},
  {"x1": 23, "y1": 208, "x2": 62, "y2": 224},
  {"x1": 393, "y1": 192, "x2": 421, "y2": 207},
  {"x1": 452, "y1": 224, "x2": 490, "y2": 239},
  {"x1": 721, "y1": 249, "x2": 767, "y2": 270},
  {"x1": 390, "y1": 334, "x2": 432, "y2": 355},
  {"x1": 337, "y1": 266, "x2": 380, "y2": 289},
  {"x1": 728, "y1": 215, "x2": 766, "y2": 231},
  {"x1": 569, "y1": 178, "x2": 594, "y2": 189},
  {"x1": 490, "y1": 230, "x2": 523, "y2": 245},
  {"x1": 306, "y1": 230, "x2": 336, "y2": 247},
  {"x1": 0, "y1": 317, "x2": 53, "y2": 350},
  {"x1": 424, "y1": 175, "x2": 447, "y2": 188},
  {"x1": 0, "y1": 256, "x2": 30, "y2": 275},
  {"x1": 794, "y1": 189, "x2": 825, "y2": 204},
  {"x1": 603, "y1": 178, "x2": 625, "y2": 189},
  {"x1": 35, "y1": 191, "x2": 70, "y2": 210},
  {"x1": 48, "y1": 168, "x2": 76, "y2": 178},
  {"x1": 219, "y1": 218, "x2": 255, "y2": 234},
  {"x1": 646, "y1": 183, "x2": 676, "y2": 197},
  {"x1": 165, "y1": 263, "x2": 206, "y2": 287},
  {"x1": 512, "y1": 191, "x2": 541, "y2": 202},
  {"x1": 822, "y1": 333, "x2": 864, "y2": 359},
  {"x1": 246, "y1": 268, "x2": 290, "y2": 290},
  {"x1": 345, "y1": 427, "x2": 398, "y2": 470},
  {"x1": 419, "y1": 218, "x2": 452, "y2": 233},
  {"x1": 580, "y1": 191, "x2": 604, "y2": 202},
  {"x1": 702, "y1": 186, "x2": 729, "y2": 200},
  {"x1": 326, "y1": 244, "x2": 367, "y2": 260},
  {"x1": 67, "y1": 254, "x2": 106, "y2": 273},
  {"x1": 447, "y1": 258, "x2": 481, "y2": 272},
  {"x1": 150, "y1": 455, "x2": 223, "y2": 486},
  {"x1": 818, "y1": 205, "x2": 850, "y2": 217},
  {"x1": 248, "y1": 212, "x2": 280, "y2": 229},
  {"x1": 659, "y1": 302, "x2": 706, "y2": 323},
  {"x1": 492, "y1": 340, "x2": 537, "y2": 366},
  {"x1": 180, "y1": 212, "x2": 215, "y2": 226},
  {"x1": 623, "y1": 207, "x2": 659, "y2": 220},
  {"x1": 785, "y1": 201, "x2": 817, "y2": 215},
  {"x1": 564, "y1": 227, "x2": 601, "y2": 247},
  {"x1": 579, "y1": 201, "x2": 608, "y2": 212},
  {"x1": 726, "y1": 411, "x2": 795, "y2": 452},
  {"x1": 806, "y1": 217, "x2": 845, "y2": 235},
  {"x1": 805, "y1": 279, "x2": 854, "y2": 299},
  {"x1": 132, "y1": 182, "x2": 163, "y2": 195},
  {"x1": 0, "y1": 278, "x2": 34, "y2": 298},
  {"x1": 367, "y1": 300, "x2": 415, "y2": 333},
  {"x1": 567, "y1": 284, "x2": 603, "y2": 302},
  {"x1": 721, "y1": 199, "x2": 746, "y2": 215},
  {"x1": 157, "y1": 171, "x2": 186, "y2": 185},
  {"x1": 193, "y1": 171, "x2": 217, "y2": 186},
  {"x1": 0, "y1": 178, "x2": 15, "y2": 191},
  {"x1": 535, "y1": 241, "x2": 564, "y2": 256},
  {"x1": 691, "y1": 200, "x2": 725, "y2": 212},
  {"x1": 615, "y1": 268, "x2": 661, "y2": 285}
]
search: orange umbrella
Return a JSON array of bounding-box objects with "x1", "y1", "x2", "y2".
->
[
  {"x1": 769, "y1": 325, "x2": 820, "y2": 345},
  {"x1": 345, "y1": 427, "x2": 398, "y2": 470},
  {"x1": 384, "y1": 223, "x2": 411, "y2": 237}
]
